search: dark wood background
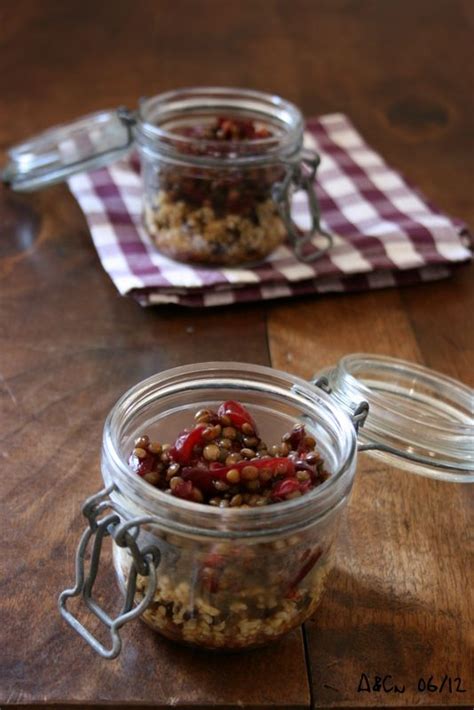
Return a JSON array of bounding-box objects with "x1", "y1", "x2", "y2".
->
[{"x1": 0, "y1": 1, "x2": 472, "y2": 708}]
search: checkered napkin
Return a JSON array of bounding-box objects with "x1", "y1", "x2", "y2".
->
[{"x1": 68, "y1": 113, "x2": 471, "y2": 307}]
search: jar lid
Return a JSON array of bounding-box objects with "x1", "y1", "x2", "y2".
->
[
  {"x1": 1, "y1": 109, "x2": 133, "y2": 191},
  {"x1": 315, "y1": 354, "x2": 473, "y2": 483}
]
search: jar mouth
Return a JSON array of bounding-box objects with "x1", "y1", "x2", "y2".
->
[
  {"x1": 319, "y1": 353, "x2": 474, "y2": 482},
  {"x1": 102, "y1": 362, "x2": 357, "y2": 537},
  {"x1": 135, "y1": 87, "x2": 304, "y2": 167}
]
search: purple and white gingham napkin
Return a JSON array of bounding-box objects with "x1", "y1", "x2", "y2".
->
[{"x1": 68, "y1": 113, "x2": 471, "y2": 307}]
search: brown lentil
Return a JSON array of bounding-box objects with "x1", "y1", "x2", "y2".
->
[
  {"x1": 202, "y1": 426, "x2": 218, "y2": 441},
  {"x1": 167, "y1": 462, "x2": 181, "y2": 476},
  {"x1": 195, "y1": 409, "x2": 212, "y2": 422},
  {"x1": 241, "y1": 465, "x2": 259, "y2": 481},
  {"x1": 222, "y1": 426, "x2": 237, "y2": 439},
  {"x1": 225, "y1": 452, "x2": 242, "y2": 465},
  {"x1": 243, "y1": 436, "x2": 259, "y2": 448},
  {"x1": 203, "y1": 444, "x2": 220, "y2": 461},
  {"x1": 226, "y1": 468, "x2": 241, "y2": 484},
  {"x1": 240, "y1": 448, "x2": 256, "y2": 459},
  {"x1": 296, "y1": 470, "x2": 311, "y2": 481},
  {"x1": 134, "y1": 435, "x2": 150, "y2": 449},
  {"x1": 144, "y1": 471, "x2": 161, "y2": 485},
  {"x1": 148, "y1": 441, "x2": 162, "y2": 455},
  {"x1": 192, "y1": 488, "x2": 204, "y2": 503},
  {"x1": 133, "y1": 447, "x2": 147, "y2": 459}
]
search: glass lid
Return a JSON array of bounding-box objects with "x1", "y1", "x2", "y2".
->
[
  {"x1": 1, "y1": 109, "x2": 132, "y2": 191},
  {"x1": 314, "y1": 354, "x2": 473, "y2": 483}
]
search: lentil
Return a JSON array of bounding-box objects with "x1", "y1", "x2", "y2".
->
[
  {"x1": 148, "y1": 441, "x2": 162, "y2": 455},
  {"x1": 134, "y1": 436, "x2": 149, "y2": 449},
  {"x1": 222, "y1": 426, "x2": 237, "y2": 439},
  {"x1": 226, "y1": 468, "x2": 241, "y2": 484},
  {"x1": 203, "y1": 444, "x2": 220, "y2": 461},
  {"x1": 241, "y1": 465, "x2": 259, "y2": 480},
  {"x1": 133, "y1": 447, "x2": 147, "y2": 459},
  {"x1": 195, "y1": 409, "x2": 212, "y2": 423},
  {"x1": 240, "y1": 448, "x2": 256, "y2": 459},
  {"x1": 225, "y1": 452, "x2": 242, "y2": 465}
]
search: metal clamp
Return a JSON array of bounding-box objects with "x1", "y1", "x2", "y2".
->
[
  {"x1": 272, "y1": 149, "x2": 334, "y2": 263},
  {"x1": 58, "y1": 485, "x2": 160, "y2": 659},
  {"x1": 313, "y1": 376, "x2": 369, "y2": 434}
]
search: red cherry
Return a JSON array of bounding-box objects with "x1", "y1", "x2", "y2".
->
[
  {"x1": 169, "y1": 424, "x2": 207, "y2": 464},
  {"x1": 217, "y1": 400, "x2": 257, "y2": 432},
  {"x1": 181, "y1": 456, "x2": 295, "y2": 494},
  {"x1": 181, "y1": 463, "x2": 228, "y2": 494},
  {"x1": 128, "y1": 450, "x2": 156, "y2": 477},
  {"x1": 286, "y1": 548, "x2": 322, "y2": 597},
  {"x1": 271, "y1": 478, "x2": 301, "y2": 499},
  {"x1": 171, "y1": 479, "x2": 195, "y2": 500}
]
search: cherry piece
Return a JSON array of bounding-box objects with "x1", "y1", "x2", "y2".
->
[
  {"x1": 287, "y1": 425, "x2": 310, "y2": 454},
  {"x1": 181, "y1": 463, "x2": 228, "y2": 494},
  {"x1": 271, "y1": 478, "x2": 301, "y2": 499},
  {"x1": 171, "y1": 479, "x2": 195, "y2": 501},
  {"x1": 128, "y1": 450, "x2": 157, "y2": 478},
  {"x1": 286, "y1": 548, "x2": 323, "y2": 598},
  {"x1": 217, "y1": 400, "x2": 257, "y2": 432},
  {"x1": 169, "y1": 424, "x2": 207, "y2": 464}
]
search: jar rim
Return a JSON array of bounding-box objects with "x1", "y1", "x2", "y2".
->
[
  {"x1": 135, "y1": 86, "x2": 304, "y2": 167},
  {"x1": 102, "y1": 362, "x2": 357, "y2": 538}
]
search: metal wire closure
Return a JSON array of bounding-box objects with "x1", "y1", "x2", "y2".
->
[
  {"x1": 313, "y1": 376, "x2": 369, "y2": 434},
  {"x1": 58, "y1": 485, "x2": 160, "y2": 659},
  {"x1": 272, "y1": 150, "x2": 334, "y2": 263}
]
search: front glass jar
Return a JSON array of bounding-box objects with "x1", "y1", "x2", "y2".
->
[
  {"x1": 104, "y1": 363, "x2": 357, "y2": 650},
  {"x1": 61, "y1": 362, "x2": 357, "y2": 656},
  {"x1": 59, "y1": 358, "x2": 472, "y2": 658}
]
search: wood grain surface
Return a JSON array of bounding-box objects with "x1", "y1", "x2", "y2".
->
[{"x1": 0, "y1": 1, "x2": 472, "y2": 709}]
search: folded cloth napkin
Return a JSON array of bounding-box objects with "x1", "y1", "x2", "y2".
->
[{"x1": 68, "y1": 113, "x2": 471, "y2": 307}]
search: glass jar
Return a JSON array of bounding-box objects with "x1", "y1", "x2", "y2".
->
[
  {"x1": 2, "y1": 87, "x2": 332, "y2": 266},
  {"x1": 59, "y1": 358, "x2": 473, "y2": 659}
]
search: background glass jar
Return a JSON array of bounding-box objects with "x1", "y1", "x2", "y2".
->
[
  {"x1": 60, "y1": 362, "x2": 357, "y2": 657},
  {"x1": 133, "y1": 88, "x2": 331, "y2": 266},
  {"x1": 2, "y1": 88, "x2": 332, "y2": 266}
]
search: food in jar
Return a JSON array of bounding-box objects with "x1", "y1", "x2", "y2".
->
[
  {"x1": 128, "y1": 399, "x2": 330, "y2": 507},
  {"x1": 143, "y1": 116, "x2": 288, "y2": 265},
  {"x1": 117, "y1": 401, "x2": 333, "y2": 650}
]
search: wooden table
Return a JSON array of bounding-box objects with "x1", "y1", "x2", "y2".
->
[{"x1": 1, "y1": 1, "x2": 472, "y2": 708}]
